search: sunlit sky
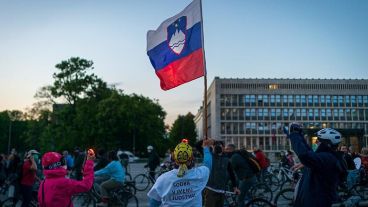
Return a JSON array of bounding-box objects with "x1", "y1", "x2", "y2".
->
[{"x1": 0, "y1": 0, "x2": 367, "y2": 124}]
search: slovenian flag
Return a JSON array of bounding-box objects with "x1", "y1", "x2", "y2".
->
[{"x1": 147, "y1": 0, "x2": 205, "y2": 90}]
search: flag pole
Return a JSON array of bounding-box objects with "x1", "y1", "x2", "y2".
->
[{"x1": 199, "y1": 0, "x2": 208, "y2": 140}]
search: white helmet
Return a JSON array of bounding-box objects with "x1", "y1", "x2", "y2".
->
[
  {"x1": 316, "y1": 128, "x2": 342, "y2": 145},
  {"x1": 147, "y1": 145, "x2": 153, "y2": 150}
]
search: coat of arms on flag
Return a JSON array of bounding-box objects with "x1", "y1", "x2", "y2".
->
[{"x1": 168, "y1": 16, "x2": 187, "y2": 55}]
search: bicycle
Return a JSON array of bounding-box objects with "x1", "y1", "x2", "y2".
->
[
  {"x1": 133, "y1": 167, "x2": 159, "y2": 191},
  {"x1": 72, "y1": 181, "x2": 138, "y2": 207},
  {"x1": 1, "y1": 179, "x2": 40, "y2": 207}
]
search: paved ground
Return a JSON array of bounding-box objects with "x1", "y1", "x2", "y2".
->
[{"x1": 127, "y1": 162, "x2": 150, "y2": 207}]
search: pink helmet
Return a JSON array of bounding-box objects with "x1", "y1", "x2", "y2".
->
[{"x1": 42, "y1": 152, "x2": 65, "y2": 170}]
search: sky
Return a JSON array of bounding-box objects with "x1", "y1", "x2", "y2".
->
[{"x1": 0, "y1": 0, "x2": 367, "y2": 125}]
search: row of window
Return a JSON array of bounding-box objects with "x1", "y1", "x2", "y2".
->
[
  {"x1": 223, "y1": 136, "x2": 291, "y2": 151},
  {"x1": 220, "y1": 94, "x2": 368, "y2": 107},
  {"x1": 220, "y1": 122, "x2": 367, "y2": 135},
  {"x1": 220, "y1": 83, "x2": 368, "y2": 90},
  {"x1": 221, "y1": 108, "x2": 368, "y2": 121}
]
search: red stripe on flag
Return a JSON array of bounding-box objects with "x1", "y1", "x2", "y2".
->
[{"x1": 155, "y1": 49, "x2": 204, "y2": 90}]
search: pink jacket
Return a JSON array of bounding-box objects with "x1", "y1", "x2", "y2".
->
[{"x1": 38, "y1": 160, "x2": 94, "y2": 207}]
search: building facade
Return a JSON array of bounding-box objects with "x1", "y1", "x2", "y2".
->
[{"x1": 196, "y1": 77, "x2": 368, "y2": 155}]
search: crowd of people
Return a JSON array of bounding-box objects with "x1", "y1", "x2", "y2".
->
[{"x1": 2, "y1": 125, "x2": 368, "y2": 206}]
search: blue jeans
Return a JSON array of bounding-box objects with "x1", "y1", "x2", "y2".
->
[
  {"x1": 237, "y1": 176, "x2": 257, "y2": 207},
  {"x1": 347, "y1": 169, "x2": 359, "y2": 189}
]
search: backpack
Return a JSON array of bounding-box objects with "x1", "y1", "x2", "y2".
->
[{"x1": 237, "y1": 150, "x2": 261, "y2": 174}]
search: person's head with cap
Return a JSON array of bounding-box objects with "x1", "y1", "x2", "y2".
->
[
  {"x1": 173, "y1": 140, "x2": 194, "y2": 177},
  {"x1": 147, "y1": 145, "x2": 154, "y2": 153},
  {"x1": 26, "y1": 149, "x2": 40, "y2": 161}
]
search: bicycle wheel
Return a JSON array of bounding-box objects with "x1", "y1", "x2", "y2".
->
[
  {"x1": 274, "y1": 188, "x2": 294, "y2": 207},
  {"x1": 245, "y1": 197, "x2": 275, "y2": 207},
  {"x1": 263, "y1": 174, "x2": 280, "y2": 192},
  {"x1": 249, "y1": 183, "x2": 273, "y2": 202},
  {"x1": 124, "y1": 181, "x2": 137, "y2": 195},
  {"x1": 72, "y1": 192, "x2": 97, "y2": 207},
  {"x1": 125, "y1": 172, "x2": 132, "y2": 181},
  {"x1": 133, "y1": 174, "x2": 150, "y2": 191},
  {"x1": 1, "y1": 197, "x2": 19, "y2": 207},
  {"x1": 116, "y1": 191, "x2": 139, "y2": 207}
]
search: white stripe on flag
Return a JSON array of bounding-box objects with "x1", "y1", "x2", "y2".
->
[{"x1": 146, "y1": 0, "x2": 201, "y2": 51}]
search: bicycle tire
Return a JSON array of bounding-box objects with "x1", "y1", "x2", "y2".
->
[
  {"x1": 124, "y1": 182, "x2": 137, "y2": 195},
  {"x1": 245, "y1": 197, "x2": 275, "y2": 207},
  {"x1": 133, "y1": 174, "x2": 150, "y2": 191},
  {"x1": 125, "y1": 173, "x2": 132, "y2": 181},
  {"x1": 249, "y1": 183, "x2": 273, "y2": 202},
  {"x1": 274, "y1": 188, "x2": 294, "y2": 207},
  {"x1": 72, "y1": 192, "x2": 97, "y2": 207},
  {"x1": 1, "y1": 197, "x2": 18, "y2": 207},
  {"x1": 116, "y1": 190, "x2": 139, "y2": 207},
  {"x1": 262, "y1": 174, "x2": 280, "y2": 192}
]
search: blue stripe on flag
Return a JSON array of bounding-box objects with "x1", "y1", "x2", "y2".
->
[{"x1": 147, "y1": 22, "x2": 202, "y2": 71}]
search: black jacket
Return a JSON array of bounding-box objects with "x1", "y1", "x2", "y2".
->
[{"x1": 290, "y1": 133, "x2": 347, "y2": 207}]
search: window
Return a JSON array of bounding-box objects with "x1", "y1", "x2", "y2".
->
[
  {"x1": 346, "y1": 109, "x2": 351, "y2": 120},
  {"x1": 225, "y1": 109, "x2": 231, "y2": 120},
  {"x1": 333, "y1": 109, "x2": 339, "y2": 119},
  {"x1": 271, "y1": 108, "x2": 276, "y2": 118},
  {"x1": 232, "y1": 109, "x2": 238, "y2": 120},
  {"x1": 302, "y1": 109, "x2": 307, "y2": 117},
  {"x1": 263, "y1": 95, "x2": 268, "y2": 104},
  {"x1": 245, "y1": 95, "x2": 250, "y2": 105},
  {"x1": 339, "y1": 109, "x2": 344, "y2": 119},
  {"x1": 283, "y1": 109, "x2": 288, "y2": 118},
  {"x1": 276, "y1": 95, "x2": 281, "y2": 105},
  {"x1": 221, "y1": 109, "x2": 225, "y2": 120},
  {"x1": 338, "y1": 96, "x2": 344, "y2": 106},
  {"x1": 276, "y1": 109, "x2": 281, "y2": 118},
  {"x1": 308, "y1": 95, "x2": 313, "y2": 105},
  {"x1": 345, "y1": 96, "x2": 350, "y2": 106},
  {"x1": 327, "y1": 109, "x2": 332, "y2": 118},
  {"x1": 264, "y1": 108, "x2": 269, "y2": 117},
  {"x1": 313, "y1": 95, "x2": 319, "y2": 106},
  {"x1": 326, "y1": 96, "x2": 331, "y2": 105},
  {"x1": 283, "y1": 95, "x2": 288, "y2": 105},
  {"x1": 288, "y1": 95, "x2": 293, "y2": 104},
  {"x1": 358, "y1": 96, "x2": 363, "y2": 106},
  {"x1": 245, "y1": 109, "x2": 251, "y2": 117},
  {"x1": 308, "y1": 109, "x2": 313, "y2": 119},
  {"x1": 270, "y1": 95, "x2": 275, "y2": 106},
  {"x1": 352, "y1": 109, "x2": 357, "y2": 120},
  {"x1": 220, "y1": 95, "x2": 225, "y2": 106},
  {"x1": 301, "y1": 95, "x2": 306, "y2": 106},
  {"x1": 314, "y1": 109, "x2": 319, "y2": 118},
  {"x1": 258, "y1": 95, "x2": 263, "y2": 106},
  {"x1": 296, "y1": 109, "x2": 301, "y2": 119},
  {"x1": 320, "y1": 96, "x2": 325, "y2": 105},
  {"x1": 351, "y1": 96, "x2": 356, "y2": 106},
  {"x1": 333, "y1": 96, "x2": 338, "y2": 106},
  {"x1": 289, "y1": 109, "x2": 294, "y2": 118},
  {"x1": 321, "y1": 109, "x2": 326, "y2": 118},
  {"x1": 250, "y1": 95, "x2": 256, "y2": 104},
  {"x1": 250, "y1": 109, "x2": 256, "y2": 117},
  {"x1": 232, "y1": 95, "x2": 238, "y2": 106},
  {"x1": 296, "y1": 95, "x2": 301, "y2": 104},
  {"x1": 238, "y1": 95, "x2": 244, "y2": 106}
]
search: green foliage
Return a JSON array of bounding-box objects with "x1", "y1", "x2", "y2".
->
[
  {"x1": 0, "y1": 57, "x2": 167, "y2": 156},
  {"x1": 168, "y1": 113, "x2": 197, "y2": 149}
]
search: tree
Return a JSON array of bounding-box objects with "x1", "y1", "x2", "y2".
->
[
  {"x1": 50, "y1": 57, "x2": 102, "y2": 105},
  {"x1": 168, "y1": 113, "x2": 197, "y2": 148}
]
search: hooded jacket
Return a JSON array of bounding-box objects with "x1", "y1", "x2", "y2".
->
[
  {"x1": 290, "y1": 133, "x2": 347, "y2": 207},
  {"x1": 38, "y1": 160, "x2": 94, "y2": 207}
]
